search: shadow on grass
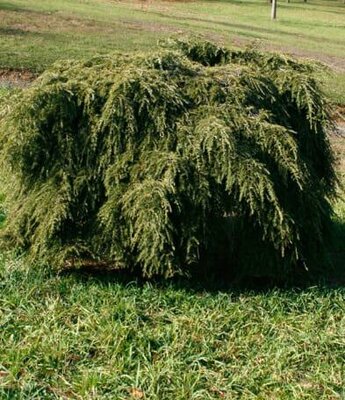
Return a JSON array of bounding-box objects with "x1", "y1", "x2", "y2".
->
[
  {"x1": 324, "y1": 214, "x2": 345, "y2": 284},
  {"x1": 0, "y1": 194, "x2": 6, "y2": 230},
  {"x1": 0, "y1": 27, "x2": 60, "y2": 41},
  {"x1": 0, "y1": 2, "x2": 55, "y2": 14},
  {"x1": 60, "y1": 217, "x2": 345, "y2": 295},
  {"x1": 1, "y1": 222, "x2": 344, "y2": 296},
  {"x1": 0, "y1": 2, "x2": 27, "y2": 12}
]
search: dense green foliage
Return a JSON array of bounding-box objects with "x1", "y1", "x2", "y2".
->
[{"x1": 0, "y1": 39, "x2": 337, "y2": 278}]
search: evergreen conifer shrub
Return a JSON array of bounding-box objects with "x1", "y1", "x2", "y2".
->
[{"x1": 0, "y1": 39, "x2": 337, "y2": 278}]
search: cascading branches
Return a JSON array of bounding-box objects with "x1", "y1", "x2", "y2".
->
[{"x1": 0, "y1": 38, "x2": 337, "y2": 279}]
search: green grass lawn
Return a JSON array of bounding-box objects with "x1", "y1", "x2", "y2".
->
[
  {"x1": 0, "y1": 0, "x2": 345, "y2": 103},
  {"x1": 0, "y1": 254, "x2": 345, "y2": 399}
]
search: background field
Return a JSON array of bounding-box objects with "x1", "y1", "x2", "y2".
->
[
  {"x1": 0, "y1": 1, "x2": 345, "y2": 398},
  {"x1": 0, "y1": 0, "x2": 345, "y2": 103}
]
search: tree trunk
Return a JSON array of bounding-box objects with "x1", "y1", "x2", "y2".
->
[{"x1": 271, "y1": 0, "x2": 277, "y2": 19}]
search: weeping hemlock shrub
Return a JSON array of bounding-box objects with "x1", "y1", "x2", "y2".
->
[{"x1": 0, "y1": 39, "x2": 337, "y2": 279}]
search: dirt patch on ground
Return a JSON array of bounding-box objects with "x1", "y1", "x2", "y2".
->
[
  {"x1": 0, "y1": 69, "x2": 36, "y2": 81},
  {"x1": 332, "y1": 105, "x2": 345, "y2": 123},
  {"x1": 0, "y1": 69, "x2": 37, "y2": 88},
  {"x1": 120, "y1": 19, "x2": 182, "y2": 33}
]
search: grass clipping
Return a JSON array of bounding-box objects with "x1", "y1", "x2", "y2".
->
[{"x1": 0, "y1": 39, "x2": 337, "y2": 279}]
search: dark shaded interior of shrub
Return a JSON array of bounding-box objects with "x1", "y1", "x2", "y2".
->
[{"x1": 0, "y1": 38, "x2": 337, "y2": 280}]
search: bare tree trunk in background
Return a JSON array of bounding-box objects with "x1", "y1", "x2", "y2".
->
[{"x1": 271, "y1": 0, "x2": 277, "y2": 19}]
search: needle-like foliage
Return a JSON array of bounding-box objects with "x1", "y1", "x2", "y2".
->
[{"x1": 0, "y1": 39, "x2": 337, "y2": 279}]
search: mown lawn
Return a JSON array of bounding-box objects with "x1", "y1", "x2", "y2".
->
[
  {"x1": 0, "y1": 254, "x2": 345, "y2": 399},
  {"x1": 0, "y1": 0, "x2": 345, "y2": 104}
]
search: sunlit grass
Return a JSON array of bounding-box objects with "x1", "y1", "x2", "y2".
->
[
  {"x1": 0, "y1": 254, "x2": 345, "y2": 399},
  {"x1": 0, "y1": 0, "x2": 344, "y2": 103}
]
